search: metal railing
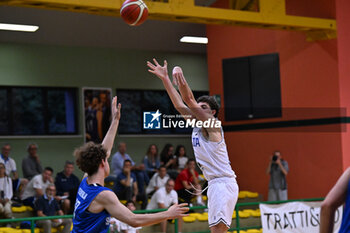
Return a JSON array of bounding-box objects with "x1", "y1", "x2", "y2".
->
[{"x1": 0, "y1": 197, "x2": 324, "y2": 233}]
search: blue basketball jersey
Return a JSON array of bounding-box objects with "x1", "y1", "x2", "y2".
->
[
  {"x1": 339, "y1": 179, "x2": 350, "y2": 233},
  {"x1": 72, "y1": 177, "x2": 112, "y2": 233}
]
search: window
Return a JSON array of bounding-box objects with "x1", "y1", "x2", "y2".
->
[{"x1": 0, "y1": 86, "x2": 78, "y2": 136}]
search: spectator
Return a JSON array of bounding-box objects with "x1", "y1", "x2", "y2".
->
[
  {"x1": 160, "y1": 144, "x2": 176, "y2": 170},
  {"x1": 111, "y1": 142, "x2": 135, "y2": 177},
  {"x1": 21, "y1": 167, "x2": 53, "y2": 208},
  {"x1": 0, "y1": 143, "x2": 28, "y2": 199},
  {"x1": 113, "y1": 201, "x2": 142, "y2": 233},
  {"x1": 35, "y1": 184, "x2": 72, "y2": 233},
  {"x1": 146, "y1": 166, "x2": 169, "y2": 196},
  {"x1": 160, "y1": 144, "x2": 179, "y2": 179},
  {"x1": 147, "y1": 179, "x2": 181, "y2": 233},
  {"x1": 175, "y1": 145, "x2": 188, "y2": 171},
  {"x1": 175, "y1": 159, "x2": 204, "y2": 206},
  {"x1": 143, "y1": 144, "x2": 160, "y2": 177},
  {"x1": 266, "y1": 151, "x2": 289, "y2": 201},
  {"x1": 320, "y1": 167, "x2": 350, "y2": 233},
  {"x1": 110, "y1": 142, "x2": 149, "y2": 200},
  {"x1": 114, "y1": 160, "x2": 147, "y2": 209},
  {"x1": 0, "y1": 162, "x2": 13, "y2": 219},
  {"x1": 55, "y1": 161, "x2": 80, "y2": 214},
  {"x1": 22, "y1": 143, "x2": 43, "y2": 180}
]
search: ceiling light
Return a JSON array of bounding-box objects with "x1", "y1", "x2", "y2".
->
[
  {"x1": 0, "y1": 23, "x2": 39, "y2": 32},
  {"x1": 180, "y1": 36, "x2": 208, "y2": 44}
]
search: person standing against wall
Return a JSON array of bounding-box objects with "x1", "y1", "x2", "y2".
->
[{"x1": 266, "y1": 151, "x2": 289, "y2": 201}]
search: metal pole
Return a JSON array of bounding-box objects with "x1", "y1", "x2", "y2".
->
[
  {"x1": 235, "y1": 204, "x2": 240, "y2": 233},
  {"x1": 174, "y1": 218, "x2": 178, "y2": 233},
  {"x1": 31, "y1": 219, "x2": 35, "y2": 233}
]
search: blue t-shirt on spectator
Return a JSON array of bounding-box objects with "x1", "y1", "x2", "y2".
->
[
  {"x1": 111, "y1": 152, "x2": 135, "y2": 177},
  {"x1": 35, "y1": 194, "x2": 60, "y2": 216},
  {"x1": 114, "y1": 172, "x2": 137, "y2": 193}
]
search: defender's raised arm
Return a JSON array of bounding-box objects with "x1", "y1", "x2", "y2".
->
[{"x1": 101, "y1": 96, "x2": 121, "y2": 159}]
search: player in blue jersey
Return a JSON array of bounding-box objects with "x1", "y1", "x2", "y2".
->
[
  {"x1": 72, "y1": 96, "x2": 189, "y2": 233},
  {"x1": 320, "y1": 167, "x2": 350, "y2": 233}
]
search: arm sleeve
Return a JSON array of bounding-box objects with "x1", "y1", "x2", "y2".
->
[
  {"x1": 33, "y1": 177, "x2": 43, "y2": 189},
  {"x1": 283, "y1": 161, "x2": 289, "y2": 173},
  {"x1": 155, "y1": 191, "x2": 165, "y2": 204},
  {"x1": 5, "y1": 177, "x2": 13, "y2": 200},
  {"x1": 36, "y1": 162, "x2": 43, "y2": 174},
  {"x1": 34, "y1": 198, "x2": 43, "y2": 211},
  {"x1": 55, "y1": 200, "x2": 61, "y2": 211},
  {"x1": 146, "y1": 175, "x2": 156, "y2": 194},
  {"x1": 55, "y1": 175, "x2": 64, "y2": 196}
]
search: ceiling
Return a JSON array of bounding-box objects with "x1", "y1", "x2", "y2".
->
[{"x1": 0, "y1": 5, "x2": 208, "y2": 54}]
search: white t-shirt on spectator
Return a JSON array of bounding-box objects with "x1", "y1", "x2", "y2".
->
[
  {"x1": 0, "y1": 176, "x2": 13, "y2": 199},
  {"x1": 146, "y1": 173, "x2": 169, "y2": 195},
  {"x1": 21, "y1": 174, "x2": 51, "y2": 200},
  {"x1": 110, "y1": 217, "x2": 141, "y2": 233},
  {"x1": 0, "y1": 155, "x2": 17, "y2": 176},
  {"x1": 146, "y1": 187, "x2": 178, "y2": 210},
  {"x1": 178, "y1": 157, "x2": 188, "y2": 170}
]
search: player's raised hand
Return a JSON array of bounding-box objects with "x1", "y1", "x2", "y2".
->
[
  {"x1": 111, "y1": 96, "x2": 121, "y2": 121},
  {"x1": 166, "y1": 203, "x2": 189, "y2": 219},
  {"x1": 147, "y1": 59, "x2": 168, "y2": 80},
  {"x1": 172, "y1": 66, "x2": 187, "y2": 86}
]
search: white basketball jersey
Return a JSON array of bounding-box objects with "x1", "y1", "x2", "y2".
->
[{"x1": 191, "y1": 127, "x2": 236, "y2": 181}]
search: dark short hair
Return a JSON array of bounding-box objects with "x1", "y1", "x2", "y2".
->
[
  {"x1": 187, "y1": 158, "x2": 196, "y2": 165},
  {"x1": 159, "y1": 165, "x2": 167, "y2": 170},
  {"x1": 65, "y1": 161, "x2": 74, "y2": 166},
  {"x1": 126, "y1": 200, "x2": 135, "y2": 206},
  {"x1": 197, "y1": 95, "x2": 219, "y2": 118},
  {"x1": 74, "y1": 142, "x2": 107, "y2": 176},
  {"x1": 44, "y1": 167, "x2": 54, "y2": 173},
  {"x1": 123, "y1": 159, "x2": 132, "y2": 166}
]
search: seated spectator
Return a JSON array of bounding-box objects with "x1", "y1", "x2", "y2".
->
[
  {"x1": 0, "y1": 143, "x2": 28, "y2": 199},
  {"x1": 175, "y1": 159, "x2": 204, "y2": 206},
  {"x1": 143, "y1": 144, "x2": 160, "y2": 177},
  {"x1": 55, "y1": 161, "x2": 80, "y2": 214},
  {"x1": 146, "y1": 166, "x2": 169, "y2": 196},
  {"x1": 21, "y1": 167, "x2": 54, "y2": 208},
  {"x1": 111, "y1": 201, "x2": 142, "y2": 233},
  {"x1": 22, "y1": 143, "x2": 43, "y2": 180},
  {"x1": 35, "y1": 184, "x2": 72, "y2": 233},
  {"x1": 160, "y1": 144, "x2": 178, "y2": 179},
  {"x1": 110, "y1": 142, "x2": 149, "y2": 197},
  {"x1": 175, "y1": 145, "x2": 188, "y2": 171},
  {"x1": 0, "y1": 162, "x2": 13, "y2": 219},
  {"x1": 114, "y1": 160, "x2": 147, "y2": 209},
  {"x1": 147, "y1": 179, "x2": 181, "y2": 233}
]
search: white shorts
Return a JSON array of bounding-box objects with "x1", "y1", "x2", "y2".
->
[{"x1": 207, "y1": 177, "x2": 239, "y2": 229}]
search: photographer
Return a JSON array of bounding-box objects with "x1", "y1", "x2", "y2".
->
[{"x1": 266, "y1": 151, "x2": 289, "y2": 201}]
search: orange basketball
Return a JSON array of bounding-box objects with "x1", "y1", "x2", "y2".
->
[{"x1": 120, "y1": 0, "x2": 148, "y2": 26}]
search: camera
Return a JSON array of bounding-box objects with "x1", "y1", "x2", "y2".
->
[
  {"x1": 272, "y1": 155, "x2": 278, "y2": 162},
  {"x1": 0, "y1": 191, "x2": 4, "y2": 199}
]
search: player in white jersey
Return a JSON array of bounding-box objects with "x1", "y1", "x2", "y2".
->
[{"x1": 148, "y1": 59, "x2": 239, "y2": 233}]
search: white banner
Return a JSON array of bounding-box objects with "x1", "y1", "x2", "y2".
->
[{"x1": 259, "y1": 201, "x2": 343, "y2": 233}]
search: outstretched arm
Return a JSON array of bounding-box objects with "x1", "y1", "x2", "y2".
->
[
  {"x1": 102, "y1": 96, "x2": 121, "y2": 159},
  {"x1": 172, "y1": 66, "x2": 214, "y2": 123},
  {"x1": 320, "y1": 167, "x2": 350, "y2": 233},
  {"x1": 99, "y1": 191, "x2": 189, "y2": 228},
  {"x1": 147, "y1": 59, "x2": 193, "y2": 120}
]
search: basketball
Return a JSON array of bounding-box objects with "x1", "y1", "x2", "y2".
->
[{"x1": 120, "y1": 0, "x2": 148, "y2": 26}]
